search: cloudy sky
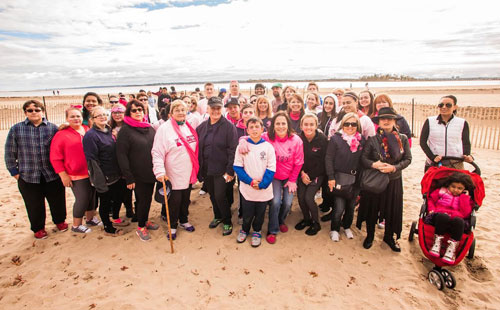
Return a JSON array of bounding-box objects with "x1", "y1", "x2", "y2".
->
[{"x1": 1, "y1": 0, "x2": 499, "y2": 91}]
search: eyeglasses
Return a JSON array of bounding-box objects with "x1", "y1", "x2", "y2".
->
[
  {"x1": 343, "y1": 122, "x2": 358, "y2": 127},
  {"x1": 93, "y1": 114, "x2": 107, "y2": 119},
  {"x1": 26, "y1": 108, "x2": 42, "y2": 113},
  {"x1": 110, "y1": 100, "x2": 119, "y2": 104},
  {"x1": 438, "y1": 103, "x2": 453, "y2": 108},
  {"x1": 138, "y1": 98, "x2": 148, "y2": 102},
  {"x1": 131, "y1": 108, "x2": 144, "y2": 113}
]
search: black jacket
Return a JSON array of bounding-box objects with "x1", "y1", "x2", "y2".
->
[
  {"x1": 116, "y1": 123, "x2": 156, "y2": 185},
  {"x1": 361, "y1": 133, "x2": 412, "y2": 180},
  {"x1": 325, "y1": 132, "x2": 366, "y2": 180},
  {"x1": 196, "y1": 117, "x2": 238, "y2": 180},
  {"x1": 300, "y1": 130, "x2": 328, "y2": 180}
]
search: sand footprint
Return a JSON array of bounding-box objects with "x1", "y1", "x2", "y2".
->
[{"x1": 465, "y1": 256, "x2": 493, "y2": 283}]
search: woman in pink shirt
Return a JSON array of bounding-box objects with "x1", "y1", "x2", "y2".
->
[{"x1": 50, "y1": 107, "x2": 98, "y2": 234}]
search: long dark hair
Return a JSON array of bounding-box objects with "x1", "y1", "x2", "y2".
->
[
  {"x1": 82, "y1": 92, "x2": 103, "y2": 121},
  {"x1": 318, "y1": 95, "x2": 337, "y2": 131},
  {"x1": 359, "y1": 90, "x2": 375, "y2": 117},
  {"x1": 268, "y1": 111, "x2": 293, "y2": 141}
]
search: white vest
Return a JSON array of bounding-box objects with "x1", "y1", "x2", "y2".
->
[{"x1": 426, "y1": 115, "x2": 465, "y2": 162}]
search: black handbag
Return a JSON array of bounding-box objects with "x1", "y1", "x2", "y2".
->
[
  {"x1": 360, "y1": 168, "x2": 389, "y2": 194},
  {"x1": 332, "y1": 171, "x2": 357, "y2": 199}
]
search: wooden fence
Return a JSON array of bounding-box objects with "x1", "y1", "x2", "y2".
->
[{"x1": 1, "y1": 97, "x2": 499, "y2": 150}]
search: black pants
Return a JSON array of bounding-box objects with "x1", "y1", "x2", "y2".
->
[
  {"x1": 205, "y1": 175, "x2": 232, "y2": 225},
  {"x1": 241, "y1": 196, "x2": 266, "y2": 233},
  {"x1": 297, "y1": 176, "x2": 323, "y2": 223},
  {"x1": 18, "y1": 176, "x2": 66, "y2": 232},
  {"x1": 134, "y1": 181, "x2": 155, "y2": 228},
  {"x1": 321, "y1": 178, "x2": 334, "y2": 210},
  {"x1": 113, "y1": 179, "x2": 132, "y2": 219},
  {"x1": 433, "y1": 213, "x2": 465, "y2": 241},
  {"x1": 97, "y1": 180, "x2": 124, "y2": 231},
  {"x1": 163, "y1": 186, "x2": 191, "y2": 229}
]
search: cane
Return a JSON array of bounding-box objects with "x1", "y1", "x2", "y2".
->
[{"x1": 161, "y1": 178, "x2": 174, "y2": 253}]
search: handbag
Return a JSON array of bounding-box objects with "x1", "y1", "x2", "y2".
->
[
  {"x1": 332, "y1": 171, "x2": 357, "y2": 199},
  {"x1": 360, "y1": 168, "x2": 389, "y2": 194}
]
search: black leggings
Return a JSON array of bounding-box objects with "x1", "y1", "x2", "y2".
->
[
  {"x1": 97, "y1": 180, "x2": 124, "y2": 231},
  {"x1": 206, "y1": 175, "x2": 232, "y2": 225},
  {"x1": 134, "y1": 181, "x2": 155, "y2": 228},
  {"x1": 165, "y1": 186, "x2": 192, "y2": 229},
  {"x1": 297, "y1": 176, "x2": 323, "y2": 223},
  {"x1": 433, "y1": 213, "x2": 465, "y2": 241}
]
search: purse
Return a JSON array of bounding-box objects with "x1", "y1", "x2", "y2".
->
[
  {"x1": 332, "y1": 171, "x2": 357, "y2": 199},
  {"x1": 360, "y1": 168, "x2": 389, "y2": 194}
]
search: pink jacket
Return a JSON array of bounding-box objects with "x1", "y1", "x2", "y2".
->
[
  {"x1": 262, "y1": 132, "x2": 304, "y2": 182},
  {"x1": 428, "y1": 187, "x2": 473, "y2": 219},
  {"x1": 50, "y1": 126, "x2": 89, "y2": 177}
]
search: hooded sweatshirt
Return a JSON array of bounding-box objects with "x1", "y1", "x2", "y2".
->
[{"x1": 262, "y1": 132, "x2": 304, "y2": 182}]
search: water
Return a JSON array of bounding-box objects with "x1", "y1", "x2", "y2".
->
[{"x1": 1, "y1": 80, "x2": 499, "y2": 97}]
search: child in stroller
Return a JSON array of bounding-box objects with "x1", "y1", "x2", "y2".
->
[{"x1": 426, "y1": 172, "x2": 475, "y2": 264}]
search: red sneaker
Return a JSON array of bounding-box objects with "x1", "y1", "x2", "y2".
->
[
  {"x1": 279, "y1": 224, "x2": 288, "y2": 233},
  {"x1": 56, "y1": 222, "x2": 68, "y2": 232},
  {"x1": 266, "y1": 234, "x2": 276, "y2": 244},
  {"x1": 34, "y1": 229, "x2": 48, "y2": 239}
]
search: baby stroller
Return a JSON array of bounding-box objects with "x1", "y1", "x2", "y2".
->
[{"x1": 408, "y1": 157, "x2": 485, "y2": 290}]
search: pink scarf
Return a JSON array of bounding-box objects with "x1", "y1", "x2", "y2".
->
[
  {"x1": 123, "y1": 116, "x2": 151, "y2": 128},
  {"x1": 341, "y1": 131, "x2": 362, "y2": 153},
  {"x1": 171, "y1": 120, "x2": 199, "y2": 184}
]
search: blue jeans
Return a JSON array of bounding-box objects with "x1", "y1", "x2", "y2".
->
[{"x1": 268, "y1": 178, "x2": 294, "y2": 234}]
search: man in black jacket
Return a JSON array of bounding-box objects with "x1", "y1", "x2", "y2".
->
[{"x1": 196, "y1": 97, "x2": 238, "y2": 236}]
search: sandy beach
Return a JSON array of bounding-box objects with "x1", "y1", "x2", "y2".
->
[{"x1": 0, "y1": 124, "x2": 499, "y2": 309}]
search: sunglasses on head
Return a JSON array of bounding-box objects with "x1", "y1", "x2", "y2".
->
[
  {"x1": 343, "y1": 122, "x2": 357, "y2": 128},
  {"x1": 26, "y1": 108, "x2": 42, "y2": 113},
  {"x1": 438, "y1": 103, "x2": 453, "y2": 108},
  {"x1": 130, "y1": 108, "x2": 144, "y2": 113}
]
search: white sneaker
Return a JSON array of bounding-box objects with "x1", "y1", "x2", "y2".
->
[
  {"x1": 314, "y1": 191, "x2": 322, "y2": 201},
  {"x1": 344, "y1": 228, "x2": 354, "y2": 239},
  {"x1": 199, "y1": 189, "x2": 207, "y2": 195},
  {"x1": 330, "y1": 231, "x2": 340, "y2": 242}
]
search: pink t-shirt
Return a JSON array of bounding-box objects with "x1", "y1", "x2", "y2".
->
[{"x1": 262, "y1": 132, "x2": 304, "y2": 182}]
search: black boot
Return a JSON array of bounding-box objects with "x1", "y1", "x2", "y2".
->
[
  {"x1": 305, "y1": 222, "x2": 321, "y2": 236},
  {"x1": 383, "y1": 235, "x2": 401, "y2": 252},
  {"x1": 295, "y1": 219, "x2": 311, "y2": 230},
  {"x1": 363, "y1": 234, "x2": 374, "y2": 249}
]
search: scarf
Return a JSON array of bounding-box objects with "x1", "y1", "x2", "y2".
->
[
  {"x1": 171, "y1": 120, "x2": 199, "y2": 184},
  {"x1": 378, "y1": 128, "x2": 403, "y2": 161},
  {"x1": 341, "y1": 131, "x2": 362, "y2": 153},
  {"x1": 123, "y1": 116, "x2": 151, "y2": 128},
  {"x1": 290, "y1": 111, "x2": 301, "y2": 121}
]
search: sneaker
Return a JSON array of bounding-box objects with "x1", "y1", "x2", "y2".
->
[
  {"x1": 179, "y1": 222, "x2": 195, "y2": 232},
  {"x1": 209, "y1": 218, "x2": 222, "y2": 229},
  {"x1": 199, "y1": 189, "x2": 207, "y2": 195},
  {"x1": 251, "y1": 232, "x2": 262, "y2": 247},
  {"x1": 429, "y1": 235, "x2": 444, "y2": 258},
  {"x1": 377, "y1": 220, "x2": 385, "y2": 229},
  {"x1": 222, "y1": 224, "x2": 233, "y2": 236},
  {"x1": 136, "y1": 227, "x2": 151, "y2": 242},
  {"x1": 56, "y1": 222, "x2": 68, "y2": 232},
  {"x1": 145, "y1": 221, "x2": 159, "y2": 230},
  {"x1": 166, "y1": 229, "x2": 177, "y2": 240},
  {"x1": 112, "y1": 218, "x2": 130, "y2": 227},
  {"x1": 295, "y1": 219, "x2": 311, "y2": 231},
  {"x1": 330, "y1": 230, "x2": 340, "y2": 242},
  {"x1": 442, "y1": 239, "x2": 459, "y2": 264},
  {"x1": 236, "y1": 230, "x2": 248, "y2": 243},
  {"x1": 344, "y1": 228, "x2": 354, "y2": 239},
  {"x1": 71, "y1": 225, "x2": 91, "y2": 234},
  {"x1": 279, "y1": 224, "x2": 288, "y2": 233},
  {"x1": 266, "y1": 234, "x2": 276, "y2": 244},
  {"x1": 34, "y1": 229, "x2": 48, "y2": 239},
  {"x1": 86, "y1": 216, "x2": 102, "y2": 226}
]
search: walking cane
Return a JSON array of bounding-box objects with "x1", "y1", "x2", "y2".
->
[{"x1": 161, "y1": 178, "x2": 174, "y2": 253}]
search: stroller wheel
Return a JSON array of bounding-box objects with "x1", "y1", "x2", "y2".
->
[
  {"x1": 408, "y1": 221, "x2": 417, "y2": 242},
  {"x1": 467, "y1": 239, "x2": 476, "y2": 259},
  {"x1": 440, "y1": 269, "x2": 456, "y2": 289},
  {"x1": 428, "y1": 270, "x2": 445, "y2": 290}
]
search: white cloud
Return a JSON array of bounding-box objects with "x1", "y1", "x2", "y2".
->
[{"x1": 0, "y1": 0, "x2": 499, "y2": 90}]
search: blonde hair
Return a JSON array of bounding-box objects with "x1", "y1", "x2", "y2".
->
[
  {"x1": 90, "y1": 106, "x2": 106, "y2": 118},
  {"x1": 340, "y1": 112, "x2": 361, "y2": 133},
  {"x1": 170, "y1": 99, "x2": 187, "y2": 113},
  {"x1": 254, "y1": 96, "x2": 272, "y2": 118},
  {"x1": 300, "y1": 112, "x2": 319, "y2": 127}
]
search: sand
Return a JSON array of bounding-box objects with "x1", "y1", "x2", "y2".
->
[{"x1": 0, "y1": 133, "x2": 499, "y2": 309}]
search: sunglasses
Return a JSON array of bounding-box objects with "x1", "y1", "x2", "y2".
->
[
  {"x1": 110, "y1": 100, "x2": 119, "y2": 104},
  {"x1": 131, "y1": 108, "x2": 144, "y2": 113},
  {"x1": 26, "y1": 108, "x2": 42, "y2": 113},
  {"x1": 343, "y1": 122, "x2": 358, "y2": 128},
  {"x1": 438, "y1": 103, "x2": 453, "y2": 108},
  {"x1": 138, "y1": 98, "x2": 148, "y2": 102}
]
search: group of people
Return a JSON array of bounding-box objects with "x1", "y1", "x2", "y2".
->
[{"x1": 5, "y1": 81, "x2": 474, "y2": 255}]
